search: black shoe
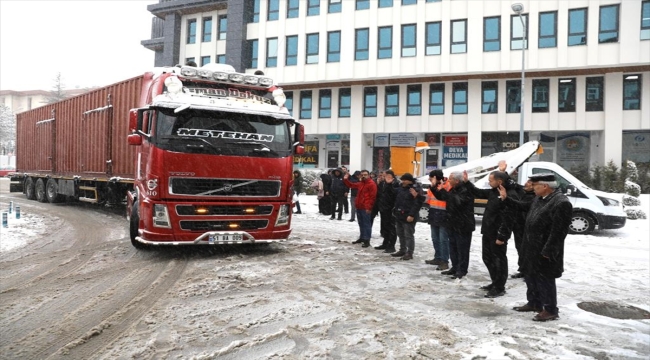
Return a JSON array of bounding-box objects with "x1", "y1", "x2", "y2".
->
[
  {"x1": 513, "y1": 304, "x2": 543, "y2": 312},
  {"x1": 361, "y1": 241, "x2": 370, "y2": 248},
  {"x1": 330, "y1": 217, "x2": 335, "y2": 220},
  {"x1": 451, "y1": 274, "x2": 464, "y2": 279},
  {"x1": 511, "y1": 272, "x2": 525, "y2": 279},
  {"x1": 352, "y1": 239, "x2": 364, "y2": 244},
  {"x1": 390, "y1": 251, "x2": 406, "y2": 257},
  {"x1": 348, "y1": 219, "x2": 355, "y2": 222},
  {"x1": 374, "y1": 245, "x2": 387, "y2": 250},
  {"x1": 484, "y1": 288, "x2": 506, "y2": 298},
  {"x1": 383, "y1": 248, "x2": 396, "y2": 253},
  {"x1": 479, "y1": 284, "x2": 494, "y2": 291},
  {"x1": 440, "y1": 270, "x2": 456, "y2": 275},
  {"x1": 293, "y1": 211, "x2": 302, "y2": 214}
]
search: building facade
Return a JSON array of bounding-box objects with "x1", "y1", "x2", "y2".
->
[{"x1": 142, "y1": 0, "x2": 650, "y2": 174}]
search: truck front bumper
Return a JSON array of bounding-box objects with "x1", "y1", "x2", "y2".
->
[{"x1": 596, "y1": 213, "x2": 627, "y2": 230}]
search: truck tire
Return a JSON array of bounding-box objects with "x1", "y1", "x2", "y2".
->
[
  {"x1": 569, "y1": 212, "x2": 595, "y2": 235},
  {"x1": 46, "y1": 178, "x2": 63, "y2": 203},
  {"x1": 25, "y1": 177, "x2": 36, "y2": 200},
  {"x1": 35, "y1": 178, "x2": 47, "y2": 203},
  {"x1": 130, "y1": 202, "x2": 148, "y2": 249}
]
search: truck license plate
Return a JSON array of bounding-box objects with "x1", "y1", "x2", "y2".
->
[{"x1": 209, "y1": 234, "x2": 244, "y2": 243}]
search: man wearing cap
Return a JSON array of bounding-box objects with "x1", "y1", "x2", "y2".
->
[
  {"x1": 499, "y1": 173, "x2": 572, "y2": 322},
  {"x1": 343, "y1": 169, "x2": 378, "y2": 247},
  {"x1": 391, "y1": 173, "x2": 425, "y2": 260},
  {"x1": 425, "y1": 170, "x2": 452, "y2": 270}
]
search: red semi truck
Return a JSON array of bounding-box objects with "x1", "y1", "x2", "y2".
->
[{"x1": 11, "y1": 64, "x2": 304, "y2": 249}]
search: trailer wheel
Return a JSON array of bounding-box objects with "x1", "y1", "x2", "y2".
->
[
  {"x1": 35, "y1": 178, "x2": 47, "y2": 203},
  {"x1": 569, "y1": 212, "x2": 595, "y2": 235},
  {"x1": 25, "y1": 177, "x2": 36, "y2": 200},
  {"x1": 46, "y1": 178, "x2": 63, "y2": 203},
  {"x1": 130, "y1": 202, "x2": 148, "y2": 249}
]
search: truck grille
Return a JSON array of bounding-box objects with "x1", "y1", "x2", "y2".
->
[
  {"x1": 176, "y1": 205, "x2": 273, "y2": 216},
  {"x1": 180, "y1": 220, "x2": 269, "y2": 231},
  {"x1": 170, "y1": 178, "x2": 281, "y2": 197}
]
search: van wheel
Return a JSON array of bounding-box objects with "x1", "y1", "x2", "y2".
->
[
  {"x1": 35, "y1": 178, "x2": 47, "y2": 203},
  {"x1": 569, "y1": 212, "x2": 595, "y2": 235},
  {"x1": 130, "y1": 202, "x2": 148, "y2": 249},
  {"x1": 25, "y1": 177, "x2": 36, "y2": 200},
  {"x1": 46, "y1": 178, "x2": 63, "y2": 203}
]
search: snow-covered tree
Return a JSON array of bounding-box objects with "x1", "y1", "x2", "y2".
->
[
  {"x1": 0, "y1": 105, "x2": 16, "y2": 155},
  {"x1": 45, "y1": 72, "x2": 68, "y2": 104}
]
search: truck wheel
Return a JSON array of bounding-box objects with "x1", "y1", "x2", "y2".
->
[
  {"x1": 46, "y1": 178, "x2": 63, "y2": 203},
  {"x1": 25, "y1": 177, "x2": 36, "y2": 200},
  {"x1": 130, "y1": 202, "x2": 148, "y2": 249},
  {"x1": 569, "y1": 212, "x2": 595, "y2": 235},
  {"x1": 35, "y1": 178, "x2": 47, "y2": 203}
]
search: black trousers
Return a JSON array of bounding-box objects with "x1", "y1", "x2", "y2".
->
[
  {"x1": 481, "y1": 234, "x2": 508, "y2": 290},
  {"x1": 524, "y1": 276, "x2": 558, "y2": 315},
  {"x1": 512, "y1": 224, "x2": 524, "y2": 272},
  {"x1": 330, "y1": 194, "x2": 345, "y2": 219},
  {"x1": 448, "y1": 231, "x2": 472, "y2": 276},
  {"x1": 379, "y1": 210, "x2": 397, "y2": 248}
]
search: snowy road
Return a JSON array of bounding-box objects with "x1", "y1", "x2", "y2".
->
[{"x1": 1, "y1": 188, "x2": 649, "y2": 359}]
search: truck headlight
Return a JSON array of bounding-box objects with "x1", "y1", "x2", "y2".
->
[
  {"x1": 153, "y1": 204, "x2": 171, "y2": 228},
  {"x1": 275, "y1": 204, "x2": 289, "y2": 226}
]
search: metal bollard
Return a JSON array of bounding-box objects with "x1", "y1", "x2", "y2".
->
[
  {"x1": 15, "y1": 206, "x2": 20, "y2": 219},
  {"x1": 2, "y1": 212, "x2": 7, "y2": 228},
  {"x1": 8, "y1": 201, "x2": 13, "y2": 214}
]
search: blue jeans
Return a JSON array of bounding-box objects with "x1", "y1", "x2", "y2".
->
[
  {"x1": 357, "y1": 209, "x2": 372, "y2": 240},
  {"x1": 430, "y1": 225, "x2": 449, "y2": 262}
]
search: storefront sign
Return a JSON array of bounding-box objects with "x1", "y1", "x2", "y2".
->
[
  {"x1": 390, "y1": 133, "x2": 417, "y2": 146},
  {"x1": 425, "y1": 133, "x2": 440, "y2": 146},
  {"x1": 374, "y1": 134, "x2": 390, "y2": 147},
  {"x1": 294, "y1": 141, "x2": 319, "y2": 168},
  {"x1": 623, "y1": 131, "x2": 650, "y2": 163},
  {"x1": 442, "y1": 135, "x2": 468, "y2": 166}
]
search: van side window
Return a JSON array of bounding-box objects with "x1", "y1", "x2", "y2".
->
[{"x1": 531, "y1": 168, "x2": 570, "y2": 192}]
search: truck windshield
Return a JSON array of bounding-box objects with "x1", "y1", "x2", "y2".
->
[{"x1": 151, "y1": 107, "x2": 292, "y2": 157}]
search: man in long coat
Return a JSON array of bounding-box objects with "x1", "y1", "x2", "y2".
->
[{"x1": 500, "y1": 173, "x2": 572, "y2": 321}]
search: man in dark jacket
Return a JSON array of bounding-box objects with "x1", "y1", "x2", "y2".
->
[
  {"x1": 425, "y1": 170, "x2": 452, "y2": 270},
  {"x1": 347, "y1": 171, "x2": 361, "y2": 222},
  {"x1": 319, "y1": 172, "x2": 332, "y2": 216},
  {"x1": 500, "y1": 173, "x2": 572, "y2": 322},
  {"x1": 510, "y1": 179, "x2": 536, "y2": 279},
  {"x1": 430, "y1": 171, "x2": 475, "y2": 279},
  {"x1": 464, "y1": 171, "x2": 521, "y2": 298},
  {"x1": 292, "y1": 170, "x2": 303, "y2": 214},
  {"x1": 343, "y1": 169, "x2": 378, "y2": 247},
  {"x1": 328, "y1": 168, "x2": 348, "y2": 220},
  {"x1": 374, "y1": 170, "x2": 399, "y2": 253},
  {"x1": 391, "y1": 173, "x2": 425, "y2": 260}
]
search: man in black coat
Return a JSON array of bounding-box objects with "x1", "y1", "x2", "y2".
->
[
  {"x1": 464, "y1": 171, "x2": 521, "y2": 298},
  {"x1": 430, "y1": 171, "x2": 475, "y2": 279},
  {"x1": 510, "y1": 179, "x2": 536, "y2": 279},
  {"x1": 500, "y1": 173, "x2": 572, "y2": 322},
  {"x1": 374, "y1": 170, "x2": 399, "y2": 253},
  {"x1": 328, "y1": 168, "x2": 348, "y2": 220},
  {"x1": 390, "y1": 173, "x2": 425, "y2": 260}
]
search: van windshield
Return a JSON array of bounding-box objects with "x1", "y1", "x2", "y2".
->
[{"x1": 151, "y1": 107, "x2": 291, "y2": 157}]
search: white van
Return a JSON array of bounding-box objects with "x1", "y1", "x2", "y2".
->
[{"x1": 418, "y1": 141, "x2": 627, "y2": 235}]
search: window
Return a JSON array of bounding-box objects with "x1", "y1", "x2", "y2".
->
[
  {"x1": 329, "y1": 0, "x2": 341, "y2": 13},
  {"x1": 306, "y1": 33, "x2": 319, "y2": 64},
  {"x1": 287, "y1": 0, "x2": 299, "y2": 18},
  {"x1": 307, "y1": 0, "x2": 320, "y2": 16},
  {"x1": 187, "y1": 19, "x2": 197, "y2": 44},
  {"x1": 532, "y1": 79, "x2": 549, "y2": 113},
  {"x1": 200, "y1": 56, "x2": 210, "y2": 66},
  {"x1": 216, "y1": 54, "x2": 226, "y2": 64},
  {"x1": 451, "y1": 19, "x2": 467, "y2": 54},
  {"x1": 511, "y1": 14, "x2": 528, "y2": 49},
  {"x1": 402, "y1": 24, "x2": 416, "y2": 57},
  {"x1": 378, "y1": 26, "x2": 393, "y2": 59},
  {"x1": 623, "y1": 75, "x2": 642, "y2": 110},
  {"x1": 286, "y1": 35, "x2": 298, "y2": 66},
  {"x1": 452, "y1": 82, "x2": 468, "y2": 114},
  {"x1": 402, "y1": 0, "x2": 417, "y2": 5},
  {"x1": 539, "y1": 11, "x2": 557, "y2": 48},
  {"x1": 642, "y1": 1, "x2": 650, "y2": 40},
  {"x1": 327, "y1": 31, "x2": 341, "y2": 62},
  {"x1": 482, "y1": 81, "x2": 498, "y2": 114},
  {"x1": 266, "y1": 38, "x2": 278, "y2": 67},
  {"x1": 300, "y1": 91, "x2": 312, "y2": 119},
  {"x1": 599, "y1": 4, "x2": 619, "y2": 43},
  {"x1": 429, "y1": 83, "x2": 445, "y2": 114},
  {"x1": 568, "y1": 8, "x2": 587, "y2": 46},
  {"x1": 426, "y1": 22, "x2": 441, "y2": 55},
  {"x1": 379, "y1": 0, "x2": 393, "y2": 8},
  {"x1": 407, "y1": 85, "x2": 422, "y2": 115},
  {"x1": 356, "y1": 0, "x2": 370, "y2": 10},
  {"x1": 558, "y1": 78, "x2": 576, "y2": 112},
  {"x1": 355, "y1": 28, "x2": 369, "y2": 60},
  {"x1": 426, "y1": 0, "x2": 441, "y2": 2},
  {"x1": 483, "y1": 17, "x2": 500, "y2": 52},
  {"x1": 185, "y1": 57, "x2": 195, "y2": 65},
  {"x1": 506, "y1": 80, "x2": 521, "y2": 113},
  {"x1": 248, "y1": 40, "x2": 258, "y2": 68},
  {"x1": 202, "y1": 17, "x2": 212, "y2": 42},
  {"x1": 268, "y1": 0, "x2": 279, "y2": 20},
  {"x1": 319, "y1": 90, "x2": 332, "y2": 118},
  {"x1": 218, "y1": 15, "x2": 227, "y2": 40},
  {"x1": 251, "y1": 0, "x2": 260, "y2": 23},
  {"x1": 364, "y1": 87, "x2": 377, "y2": 117},
  {"x1": 339, "y1": 88, "x2": 351, "y2": 118},
  {"x1": 385, "y1": 86, "x2": 399, "y2": 116},
  {"x1": 586, "y1": 77, "x2": 604, "y2": 112},
  {"x1": 285, "y1": 92, "x2": 294, "y2": 116}
]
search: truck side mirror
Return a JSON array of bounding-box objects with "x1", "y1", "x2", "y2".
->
[
  {"x1": 127, "y1": 134, "x2": 143, "y2": 146},
  {"x1": 129, "y1": 109, "x2": 139, "y2": 132},
  {"x1": 565, "y1": 184, "x2": 576, "y2": 196},
  {"x1": 293, "y1": 123, "x2": 305, "y2": 154}
]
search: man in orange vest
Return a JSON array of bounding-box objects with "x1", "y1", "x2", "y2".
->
[{"x1": 425, "y1": 170, "x2": 452, "y2": 270}]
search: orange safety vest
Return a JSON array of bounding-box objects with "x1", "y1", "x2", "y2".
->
[{"x1": 426, "y1": 181, "x2": 452, "y2": 210}]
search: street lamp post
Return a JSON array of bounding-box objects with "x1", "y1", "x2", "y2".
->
[{"x1": 511, "y1": 3, "x2": 526, "y2": 147}]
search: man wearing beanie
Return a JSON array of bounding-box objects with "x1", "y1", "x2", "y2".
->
[
  {"x1": 425, "y1": 169, "x2": 452, "y2": 270},
  {"x1": 391, "y1": 173, "x2": 425, "y2": 260}
]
